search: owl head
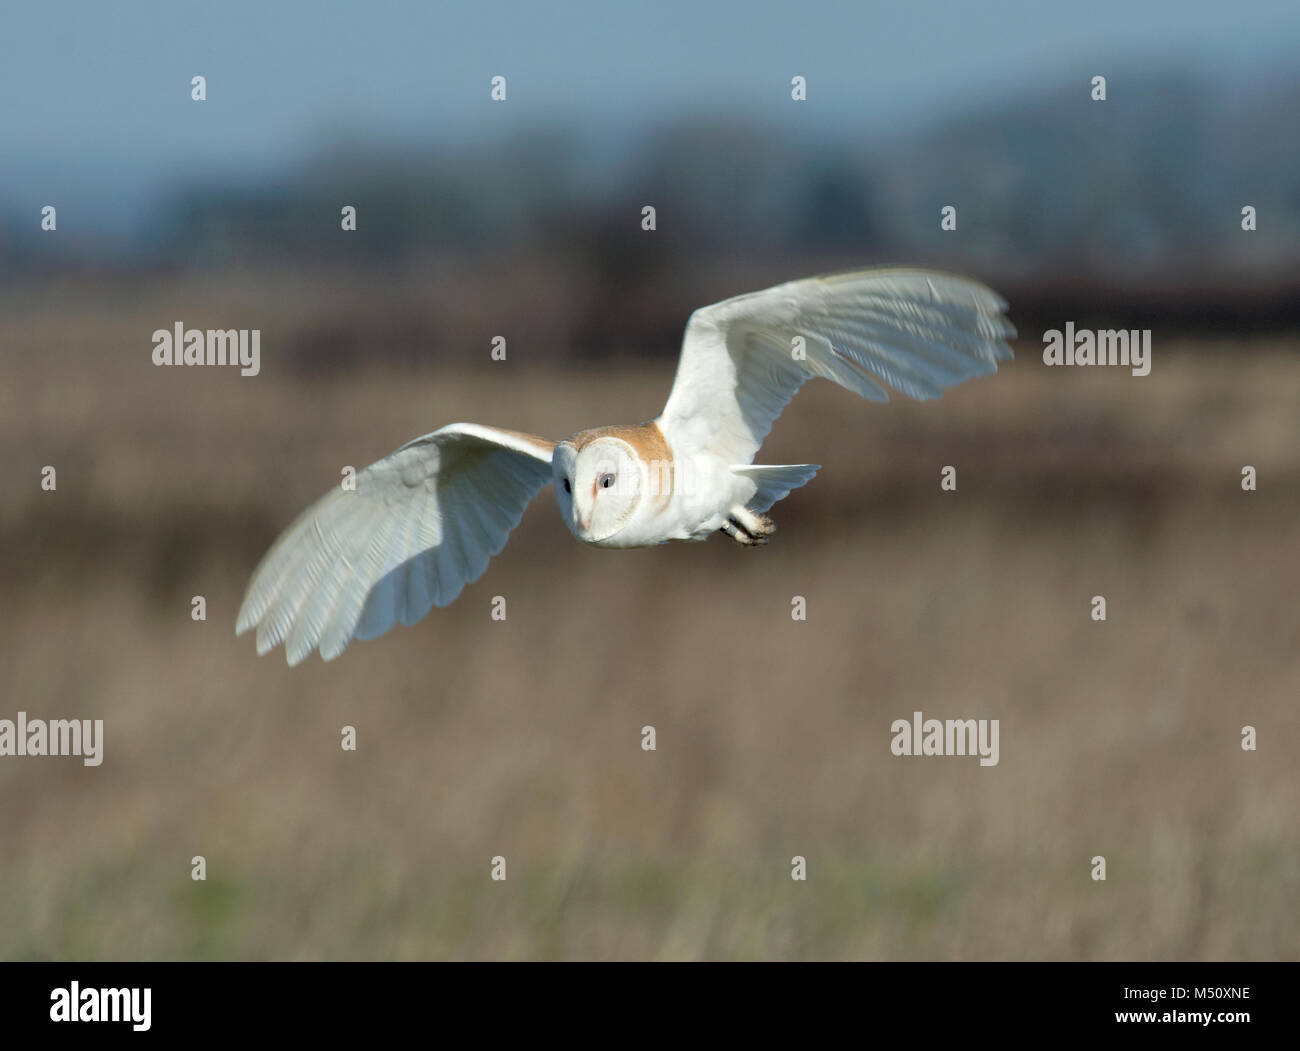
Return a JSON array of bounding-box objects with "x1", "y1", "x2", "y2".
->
[{"x1": 553, "y1": 435, "x2": 644, "y2": 543}]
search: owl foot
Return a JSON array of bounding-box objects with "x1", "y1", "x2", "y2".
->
[{"x1": 721, "y1": 508, "x2": 776, "y2": 545}]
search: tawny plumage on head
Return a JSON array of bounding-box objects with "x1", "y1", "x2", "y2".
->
[{"x1": 237, "y1": 268, "x2": 1015, "y2": 664}]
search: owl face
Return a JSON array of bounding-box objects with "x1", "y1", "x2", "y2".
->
[{"x1": 553, "y1": 437, "x2": 643, "y2": 543}]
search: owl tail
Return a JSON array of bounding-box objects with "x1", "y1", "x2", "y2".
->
[{"x1": 730, "y1": 463, "x2": 821, "y2": 513}]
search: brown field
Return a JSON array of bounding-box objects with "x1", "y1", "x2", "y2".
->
[{"x1": 1, "y1": 269, "x2": 1297, "y2": 960}]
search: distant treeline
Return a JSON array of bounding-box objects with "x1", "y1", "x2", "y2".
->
[{"x1": 4, "y1": 70, "x2": 1297, "y2": 336}]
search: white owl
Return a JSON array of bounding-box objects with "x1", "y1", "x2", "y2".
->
[{"x1": 238, "y1": 268, "x2": 1014, "y2": 664}]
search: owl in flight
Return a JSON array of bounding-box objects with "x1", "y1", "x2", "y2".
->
[{"x1": 238, "y1": 268, "x2": 1014, "y2": 664}]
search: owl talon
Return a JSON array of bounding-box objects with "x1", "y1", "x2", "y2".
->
[
  {"x1": 732, "y1": 507, "x2": 775, "y2": 537},
  {"x1": 722, "y1": 514, "x2": 772, "y2": 545}
]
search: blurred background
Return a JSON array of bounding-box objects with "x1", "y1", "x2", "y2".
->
[{"x1": 1, "y1": 0, "x2": 1298, "y2": 959}]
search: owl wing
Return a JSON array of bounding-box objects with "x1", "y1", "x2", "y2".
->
[
  {"x1": 656, "y1": 268, "x2": 1015, "y2": 465},
  {"x1": 236, "y1": 423, "x2": 555, "y2": 665}
]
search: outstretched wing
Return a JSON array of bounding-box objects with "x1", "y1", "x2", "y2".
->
[
  {"x1": 657, "y1": 268, "x2": 1015, "y2": 465},
  {"x1": 237, "y1": 423, "x2": 555, "y2": 665}
]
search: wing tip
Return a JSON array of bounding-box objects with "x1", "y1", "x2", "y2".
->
[{"x1": 234, "y1": 606, "x2": 257, "y2": 636}]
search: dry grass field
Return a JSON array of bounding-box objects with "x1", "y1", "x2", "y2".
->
[{"x1": 1, "y1": 269, "x2": 1297, "y2": 959}]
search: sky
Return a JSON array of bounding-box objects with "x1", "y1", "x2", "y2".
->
[{"x1": 2, "y1": 0, "x2": 1298, "y2": 233}]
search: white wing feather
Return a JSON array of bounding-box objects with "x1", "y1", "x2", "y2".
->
[
  {"x1": 657, "y1": 268, "x2": 1015, "y2": 465},
  {"x1": 236, "y1": 423, "x2": 555, "y2": 665}
]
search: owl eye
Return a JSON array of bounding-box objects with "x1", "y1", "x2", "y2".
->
[
  {"x1": 562, "y1": 478, "x2": 571, "y2": 493},
  {"x1": 599, "y1": 473, "x2": 616, "y2": 489}
]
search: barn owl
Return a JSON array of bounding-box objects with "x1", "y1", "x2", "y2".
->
[{"x1": 238, "y1": 268, "x2": 1014, "y2": 664}]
